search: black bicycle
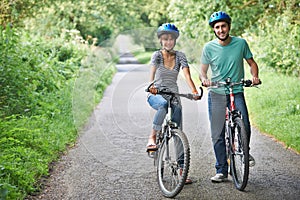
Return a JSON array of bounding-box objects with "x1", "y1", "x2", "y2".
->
[
  {"x1": 207, "y1": 77, "x2": 261, "y2": 191},
  {"x1": 145, "y1": 82, "x2": 203, "y2": 198}
]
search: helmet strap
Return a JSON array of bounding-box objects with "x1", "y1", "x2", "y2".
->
[{"x1": 163, "y1": 48, "x2": 176, "y2": 54}]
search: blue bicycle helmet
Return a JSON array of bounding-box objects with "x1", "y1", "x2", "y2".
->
[
  {"x1": 209, "y1": 11, "x2": 231, "y2": 27},
  {"x1": 157, "y1": 23, "x2": 179, "y2": 39}
]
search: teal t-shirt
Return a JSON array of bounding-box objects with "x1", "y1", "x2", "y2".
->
[{"x1": 201, "y1": 36, "x2": 253, "y2": 94}]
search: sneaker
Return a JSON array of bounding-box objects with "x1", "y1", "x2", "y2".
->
[
  {"x1": 210, "y1": 173, "x2": 228, "y2": 183},
  {"x1": 249, "y1": 154, "x2": 256, "y2": 167}
]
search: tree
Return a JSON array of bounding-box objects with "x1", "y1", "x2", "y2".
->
[{"x1": 0, "y1": 0, "x2": 57, "y2": 27}]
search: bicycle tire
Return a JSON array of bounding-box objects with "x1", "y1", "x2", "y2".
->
[
  {"x1": 229, "y1": 117, "x2": 249, "y2": 191},
  {"x1": 157, "y1": 129, "x2": 190, "y2": 198}
]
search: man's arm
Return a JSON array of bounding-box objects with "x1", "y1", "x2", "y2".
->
[
  {"x1": 246, "y1": 57, "x2": 260, "y2": 85},
  {"x1": 199, "y1": 63, "x2": 210, "y2": 86}
]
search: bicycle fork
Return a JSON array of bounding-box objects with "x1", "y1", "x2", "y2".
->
[{"x1": 226, "y1": 109, "x2": 238, "y2": 164}]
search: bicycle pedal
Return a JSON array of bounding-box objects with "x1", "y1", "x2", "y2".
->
[{"x1": 147, "y1": 151, "x2": 156, "y2": 158}]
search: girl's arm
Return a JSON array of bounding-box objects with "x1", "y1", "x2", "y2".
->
[
  {"x1": 149, "y1": 66, "x2": 156, "y2": 82},
  {"x1": 182, "y1": 67, "x2": 198, "y2": 94}
]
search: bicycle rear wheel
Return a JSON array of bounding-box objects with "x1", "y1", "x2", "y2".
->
[
  {"x1": 229, "y1": 117, "x2": 249, "y2": 191},
  {"x1": 157, "y1": 129, "x2": 190, "y2": 198}
]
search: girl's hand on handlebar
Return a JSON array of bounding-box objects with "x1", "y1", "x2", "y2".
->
[
  {"x1": 192, "y1": 86, "x2": 203, "y2": 100},
  {"x1": 149, "y1": 85, "x2": 158, "y2": 95},
  {"x1": 192, "y1": 91, "x2": 201, "y2": 100}
]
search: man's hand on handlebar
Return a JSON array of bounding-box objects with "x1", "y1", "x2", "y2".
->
[
  {"x1": 252, "y1": 77, "x2": 261, "y2": 86},
  {"x1": 201, "y1": 79, "x2": 211, "y2": 87}
]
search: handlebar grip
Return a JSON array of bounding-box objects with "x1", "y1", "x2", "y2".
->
[
  {"x1": 244, "y1": 80, "x2": 252, "y2": 87},
  {"x1": 244, "y1": 79, "x2": 262, "y2": 87},
  {"x1": 145, "y1": 80, "x2": 156, "y2": 92}
]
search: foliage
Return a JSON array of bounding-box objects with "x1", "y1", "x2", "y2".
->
[
  {"x1": 3, "y1": 0, "x2": 173, "y2": 47},
  {"x1": 141, "y1": 0, "x2": 170, "y2": 26},
  {"x1": 0, "y1": 25, "x2": 116, "y2": 199},
  {"x1": 23, "y1": 0, "x2": 153, "y2": 46},
  {"x1": 245, "y1": 2, "x2": 300, "y2": 76},
  {"x1": 124, "y1": 28, "x2": 158, "y2": 52},
  {"x1": 0, "y1": 0, "x2": 56, "y2": 27},
  {"x1": 0, "y1": 26, "x2": 85, "y2": 117},
  {"x1": 23, "y1": 1, "x2": 110, "y2": 45}
]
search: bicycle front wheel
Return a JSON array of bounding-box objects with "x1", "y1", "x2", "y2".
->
[
  {"x1": 229, "y1": 117, "x2": 249, "y2": 191},
  {"x1": 157, "y1": 129, "x2": 190, "y2": 198}
]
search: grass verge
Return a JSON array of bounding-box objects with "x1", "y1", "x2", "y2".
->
[{"x1": 245, "y1": 69, "x2": 300, "y2": 153}]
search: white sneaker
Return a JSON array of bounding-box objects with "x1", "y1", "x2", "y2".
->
[
  {"x1": 211, "y1": 173, "x2": 228, "y2": 183},
  {"x1": 249, "y1": 154, "x2": 256, "y2": 167}
]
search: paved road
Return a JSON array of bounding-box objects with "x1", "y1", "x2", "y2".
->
[{"x1": 28, "y1": 37, "x2": 300, "y2": 200}]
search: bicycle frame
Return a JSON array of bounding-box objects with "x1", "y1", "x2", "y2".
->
[
  {"x1": 225, "y1": 84, "x2": 242, "y2": 164},
  {"x1": 226, "y1": 79, "x2": 244, "y2": 119},
  {"x1": 164, "y1": 95, "x2": 178, "y2": 131},
  {"x1": 152, "y1": 91, "x2": 192, "y2": 160}
]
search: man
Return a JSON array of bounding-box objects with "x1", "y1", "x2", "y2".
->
[{"x1": 200, "y1": 11, "x2": 260, "y2": 182}]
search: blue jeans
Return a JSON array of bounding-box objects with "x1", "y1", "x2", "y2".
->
[
  {"x1": 208, "y1": 91, "x2": 251, "y2": 176},
  {"x1": 147, "y1": 94, "x2": 182, "y2": 131}
]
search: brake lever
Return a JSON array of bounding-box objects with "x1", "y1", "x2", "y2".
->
[{"x1": 198, "y1": 86, "x2": 203, "y2": 99}]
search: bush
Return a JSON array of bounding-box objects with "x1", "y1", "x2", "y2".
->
[
  {"x1": 0, "y1": 26, "x2": 116, "y2": 199},
  {"x1": 0, "y1": 26, "x2": 86, "y2": 117},
  {"x1": 246, "y1": 9, "x2": 300, "y2": 77}
]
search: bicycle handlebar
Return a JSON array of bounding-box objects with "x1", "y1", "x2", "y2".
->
[
  {"x1": 202, "y1": 78, "x2": 262, "y2": 88},
  {"x1": 145, "y1": 81, "x2": 203, "y2": 100}
]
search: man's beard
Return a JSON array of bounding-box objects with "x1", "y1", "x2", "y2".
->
[{"x1": 214, "y1": 31, "x2": 229, "y2": 41}]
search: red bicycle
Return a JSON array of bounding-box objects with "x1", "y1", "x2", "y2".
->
[{"x1": 207, "y1": 77, "x2": 261, "y2": 190}]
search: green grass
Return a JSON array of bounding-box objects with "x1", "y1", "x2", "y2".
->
[
  {"x1": 133, "y1": 51, "x2": 153, "y2": 64},
  {"x1": 0, "y1": 86, "x2": 78, "y2": 199},
  {"x1": 134, "y1": 51, "x2": 300, "y2": 153},
  {"x1": 245, "y1": 69, "x2": 300, "y2": 153}
]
